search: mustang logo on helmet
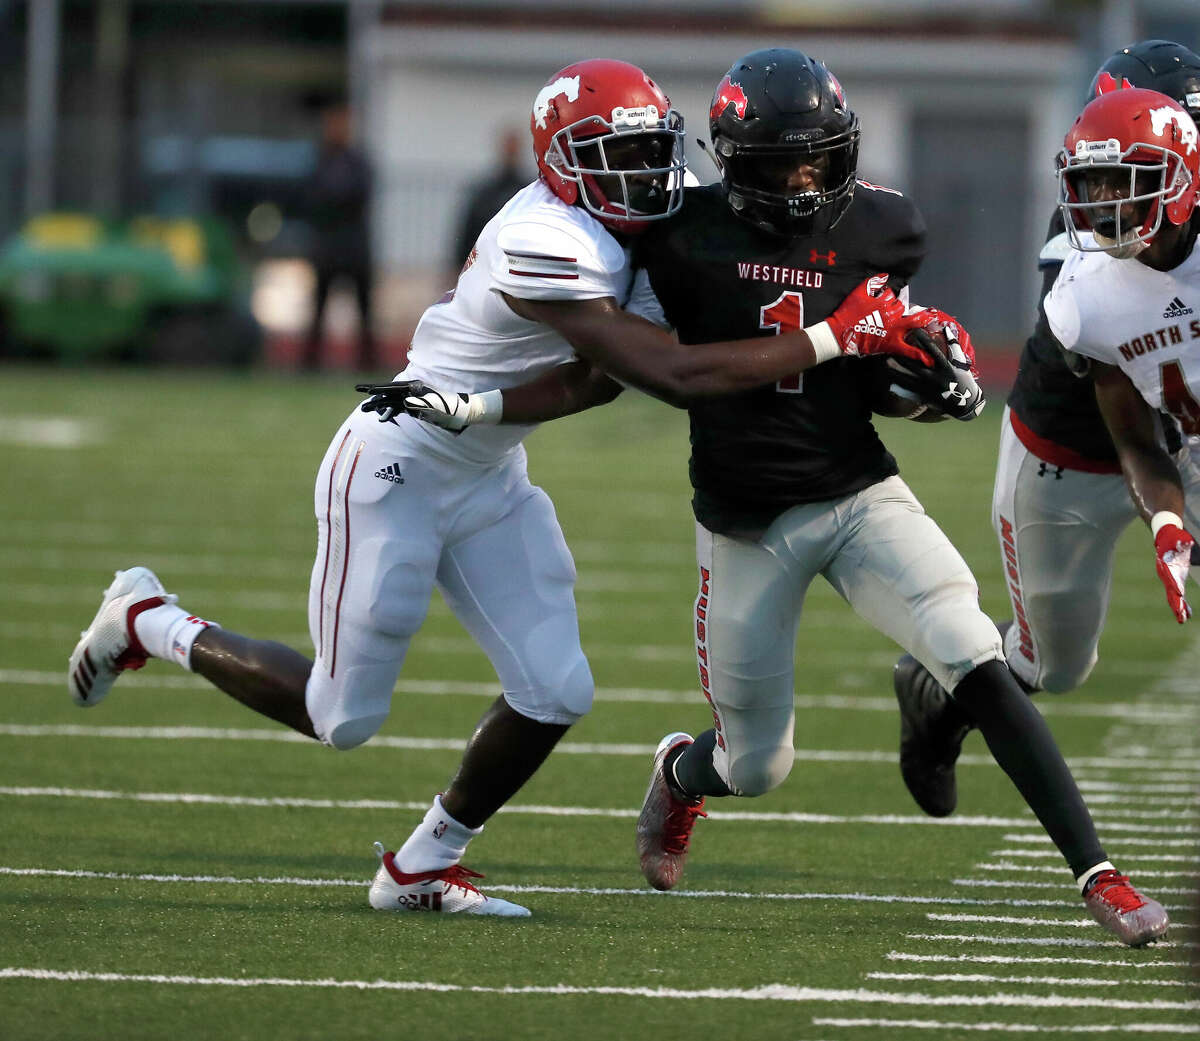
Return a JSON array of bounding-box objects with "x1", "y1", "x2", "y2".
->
[
  {"x1": 1094, "y1": 70, "x2": 1135, "y2": 95},
  {"x1": 533, "y1": 75, "x2": 581, "y2": 130},
  {"x1": 1149, "y1": 105, "x2": 1198, "y2": 155},
  {"x1": 710, "y1": 75, "x2": 748, "y2": 122}
]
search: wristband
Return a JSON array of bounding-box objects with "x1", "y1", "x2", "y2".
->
[
  {"x1": 466, "y1": 388, "x2": 504, "y2": 426},
  {"x1": 804, "y1": 321, "x2": 841, "y2": 364},
  {"x1": 1151, "y1": 511, "x2": 1184, "y2": 539}
]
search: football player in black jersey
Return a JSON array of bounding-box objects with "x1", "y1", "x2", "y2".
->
[
  {"x1": 891, "y1": 40, "x2": 1200, "y2": 829},
  {"x1": 380, "y1": 48, "x2": 1169, "y2": 946}
]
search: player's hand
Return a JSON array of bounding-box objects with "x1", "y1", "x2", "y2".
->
[
  {"x1": 356, "y1": 381, "x2": 427, "y2": 425},
  {"x1": 356, "y1": 381, "x2": 502, "y2": 433},
  {"x1": 821, "y1": 273, "x2": 909, "y2": 359},
  {"x1": 1154, "y1": 520, "x2": 1194, "y2": 624}
]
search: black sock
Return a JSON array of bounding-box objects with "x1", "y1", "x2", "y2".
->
[
  {"x1": 669, "y1": 729, "x2": 733, "y2": 800},
  {"x1": 996, "y1": 620, "x2": 1040, "y2": 696},
  {"x1": 952, "y1": 660, "x2": 1106, "y2": 878}
]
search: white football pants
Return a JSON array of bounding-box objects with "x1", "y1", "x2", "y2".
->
[
  {"x1": 694, "y1": 474, "x2": 1002, "y2": 797},
  {"x1": 304, "y1": 409, "x2": 593, "y2": 749},
  {"x1": 990, "y1": 406, "x2": 1200, "y2": 692}
]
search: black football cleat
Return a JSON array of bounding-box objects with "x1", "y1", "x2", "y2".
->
[{"x1": 893, "y1": 654, "x2": 972, "y2": 817}]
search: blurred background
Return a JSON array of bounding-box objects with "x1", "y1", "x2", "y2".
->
[{"x1": 0, "y1": 0, "x2": 1197, "y2": 376}]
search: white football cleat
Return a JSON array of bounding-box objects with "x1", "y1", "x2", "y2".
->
[
  {"x1": 68, "y1": 567, "x2": 174, "y2": 707},
  {"x1": 368, "y1": 842, "x2": 530, "y2": 916}
]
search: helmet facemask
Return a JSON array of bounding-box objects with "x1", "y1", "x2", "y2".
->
[
  {"x1": 543, "y1": 106, "x2": 686, "y2": 231},
  {"x1": 715, "y1": 120, "x2": 860, "y2": 236},
  {"x1": 1058, "y1": 139, "x2": 1192, "y2": 258}
]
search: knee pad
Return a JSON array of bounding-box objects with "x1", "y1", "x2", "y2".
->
[
  {"x1": 321, "y1": 712, "x2": 389, "y2": 751},
  {"x1": 725, "y1": 741, "x2": 793, "y2": 797},
  {"x1": 306, "y1": 661, "x2": 395, "y2": 749},
  {"x1": 1038, "y1": 653, "x2": 1096, "y2": 694},
  {"x1": 916, "y1": 586, "x2": 1004, "y2": 691},
  {"x1": 505, "y1": 650, "x2": 594, "y2": 725}
]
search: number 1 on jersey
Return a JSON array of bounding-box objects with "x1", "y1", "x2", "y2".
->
[{"x1": 760, "y1": 291, "x2": 805, "y2": 393}]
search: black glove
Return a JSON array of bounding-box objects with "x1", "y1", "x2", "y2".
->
[
  {"x1": 355, "y1": 381, "x2": 433, "y2": 425},
  {"x1": 886, "y1": 324, "x2": 985, "y2": 422}
]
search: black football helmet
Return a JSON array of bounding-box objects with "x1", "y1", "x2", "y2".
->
[
  {"x1": 708, "y1": 48, "x2": 860, "y2": 237},
  {"x1": 1088, "y1": 39, "x2": 1200, "y2": 119}
]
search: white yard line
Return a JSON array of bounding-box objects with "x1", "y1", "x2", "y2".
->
[
  {"x1": 4, "y1": 668, "x2": 1199, "y2": 728},
  {"x1": 951, "y1": 878, "x2": 1198, "y2": 895},
  {"x1": 886, "y1": 951, "x2": 1193, "y2": 969},
  {"x1": 0, "y1": 720, "x2": 1197, "y2": 778},
  {"x1": 0, "y1": 417, "x2": 96, "y2": 449},
  {"x1": 868, "y1": 971, "x2": 1194, "y2": 987},
  {"x1": 906, "y1": 933, "x2": 1198, "y2": 949},
  {"x1": 812, "y1": 1017, "x2": 1200, "y2": 1035},
  {"x1": 8, "y1": 864, "x2": 1189, "y2": 914},
  {"x1": 0, "y1": 868, "x2": 1099, "y2": 906},
  {"x1": 974, "y1": 862, "x2": 1194, "y2": 877},
  {"x1": 1, "y1": 967, "x2": 1197, "y2": 1011},
  {"x1": 991, "y1": 850, "x2": 1197, "y2": 862},
  {"x1": 999, "y1": 834, "x2": 1200, "y2": 848},
  {"x1": 2, "y1": 784, "x2": 1193, "y2": 837}
]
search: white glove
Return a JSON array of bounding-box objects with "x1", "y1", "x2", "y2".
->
[{"x1": 403, "y1": 385, "x2": 504, "y2": 433}]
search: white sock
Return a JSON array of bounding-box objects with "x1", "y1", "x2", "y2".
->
[
  {"x1": 395, "y1": 794, "x2": 483, "y2": 874},
  {"x1": 1076, "y1": 860, "x2": 1116, "y2": 894},
  {"x1": 132, "y1": 602, "x2": 219, "y2": 672}
]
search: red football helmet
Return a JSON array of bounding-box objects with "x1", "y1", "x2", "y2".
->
[
  {"x1": 1058, "y1": 87, "x2": 1199, "y2": 257},
  {"x1": 530, "y1": 59, "x2": 686, "y2": 234}
]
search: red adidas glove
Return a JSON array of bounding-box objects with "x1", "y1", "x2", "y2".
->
[
  {"x1": 1153, "y1": 514, "x2": 1194, "y2": 624},
  {"x1": 807, "y1": 273, "x2": 914, "y2": 362}
]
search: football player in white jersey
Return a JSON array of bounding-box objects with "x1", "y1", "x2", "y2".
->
[
  {"x1": 67, "y1": 59, "x2": 920, "y2": 916},
  {"x1": 890, "y1": 44, "x2": 1200, "y2": 830},
  {"x1": 1047, "y1": 86, "x2": 1200, "y2": 618}
]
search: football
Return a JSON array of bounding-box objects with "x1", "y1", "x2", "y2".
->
[{"x1": 866, "y1": 318, "x2": 984, "y2": 422}]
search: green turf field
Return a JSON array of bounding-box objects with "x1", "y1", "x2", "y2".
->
[{"x1": 1, "y1": 365, "x2": 1196, "y2": 1041}]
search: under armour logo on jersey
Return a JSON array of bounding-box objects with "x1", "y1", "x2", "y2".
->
[
  {"x1": 852, "y1": 311, "x2": 887, "y2": 336},
  {"x1": 1036, "y1": 461, "x2": 1065, "y2": 480},
  {"x1": 809, "y1": 249, "x2": 836, "y2": 265},
  {"x1": 1164, "y1": 296, "x2": 1194, "y2": 318}
]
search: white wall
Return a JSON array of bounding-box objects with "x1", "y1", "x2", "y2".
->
[{"x1": 364, "y1": 23, "x2": 1079, "y2": 335}]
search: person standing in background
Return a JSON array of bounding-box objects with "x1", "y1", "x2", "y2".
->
[
  {"x1": 302, "y1": 101, "x2": 376, "y2": 371},
  {"x1": 448, "y1": 127, "x2": 530, "y2": 281}
]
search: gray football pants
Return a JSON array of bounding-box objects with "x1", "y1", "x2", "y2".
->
[
  {"x1": 991, "y1": 407, "x2": 1200, "y2": 692},
  {"x1": 694, "y1": 474, "x2": 1002, "y2": 797}
]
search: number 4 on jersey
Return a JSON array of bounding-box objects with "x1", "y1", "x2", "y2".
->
[
  {"x1": 760, "y1": 291, "x2": 805, "y2": 393},
  {"x1": 1160, "y1": 359, "x2": 1200, "y2": 436}
]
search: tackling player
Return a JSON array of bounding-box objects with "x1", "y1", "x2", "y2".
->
[
  {"x1": 387, "y1": 49, "x2": 1169, "y2": 946},
  {"x1": 892, "y1": 41, "x2": 1200, "y2": 823},
  {"x1": 66, "y1": 59, "x2": 920, "y2": 917}
]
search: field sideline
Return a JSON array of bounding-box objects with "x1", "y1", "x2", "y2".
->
[{"x1": 0, "y1": 365, "x2": 1197, "y2": 1041}]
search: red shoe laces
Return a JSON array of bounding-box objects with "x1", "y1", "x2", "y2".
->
[
  {"x1": 441, "y1": 865, "x2": 486, "y2": 895},
  {"x1": 1088, "y1": 870, "x2": 1146, "y2": 912},
  {"x1": 662, "y1": 799, "x2": 707, "y2": 855}
]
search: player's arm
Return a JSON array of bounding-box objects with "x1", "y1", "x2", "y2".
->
[
  {"x1": 1094, "y1": 362, "x2": 1185, "y2": 522},
  {"x1": 500, "y1": 276, "x2": 911, "y2": 410},
  {"x1": 360, "y1": 274, "x2": 926, "y2": 428},
  {"x1": 499, "y1": 357, "x2": 623, "y2": 421},
  {"x1": 1093, "y1": 360, "x2": 1194, "y2": 623}
]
